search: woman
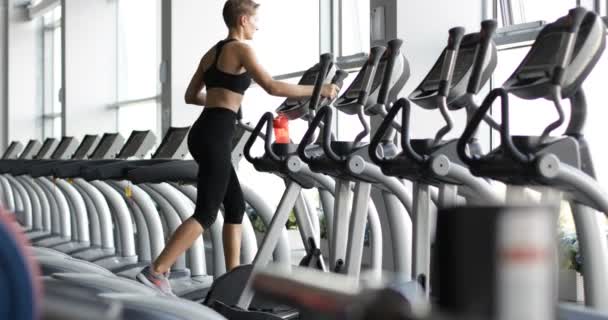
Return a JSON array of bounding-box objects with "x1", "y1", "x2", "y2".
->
[{"x1": 136, "y1": 0, "x2": 339, "y2": 296}]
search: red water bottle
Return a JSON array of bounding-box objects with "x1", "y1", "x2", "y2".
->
[{"x1": 273, "y1": 115, "x2": 290, "y2": 144}]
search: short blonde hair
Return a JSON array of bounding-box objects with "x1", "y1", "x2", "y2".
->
[{"x1": 223, "y1": 0, "x2": 260, "y2": 28}]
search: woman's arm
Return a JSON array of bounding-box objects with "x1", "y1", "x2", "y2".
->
[
  {"x1": 184, "y1": 53, "x2": 212, "y2": 106},
  {"x1": 238, "y1": 43, "x2": 318, "y2": 98}
]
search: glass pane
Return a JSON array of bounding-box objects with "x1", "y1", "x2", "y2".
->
[
  {"x1": 512, "y1": 0, "x2": 578, "y2": 24},
  {"x1": 341, "y1": 0, "x2": 370, "y2": 56},
  {"x1": 117, "y1": 101, "x2": 160, "y2": 150},
  {"x1": 117, "y1": 0, "x2": 160, "y2": 100},
  {"x1": 53, "y1": 26, "x2": 62, "y2": 115},
  {"x1": 53, "y1": 117, "x2": 62, "y2": 138},
  {"x1": 580, "y1": 50, "x2": 608, "y2": 185},
  {"x1": 254, "y1": 0, "x2": 319, "y2": 75}
]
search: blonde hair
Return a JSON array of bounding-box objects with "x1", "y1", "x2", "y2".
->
[{"x1": 223, "y1": 0, "x2": 260, "y2": 28}]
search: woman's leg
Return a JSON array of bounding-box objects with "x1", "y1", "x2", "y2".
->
[
  {"x1": 223, "y1": 166, "x2": 246, "y2": 271},
  {"x1": 153, "y1": 218, "x2": 204, "y2": 274}
]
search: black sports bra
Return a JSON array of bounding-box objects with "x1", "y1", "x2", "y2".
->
[{"x1": 203, "y1": 39, "x2": 252, "y2": 95}]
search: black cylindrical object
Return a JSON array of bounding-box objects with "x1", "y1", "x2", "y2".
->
[{"x1": 434, "y1": 205, "x2": 556, "y2": 320}]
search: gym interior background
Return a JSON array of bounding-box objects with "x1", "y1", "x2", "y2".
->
[
  {"x1": 3, "y1": 0, "x2": 606, "y2": 265},
  {"x1": 1, "y1": 0, "x2": 608, "y2": 318}
]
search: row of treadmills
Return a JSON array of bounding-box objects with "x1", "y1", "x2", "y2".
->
[{"x1": 1, "y1": 7, "x2": 608, "y2": 320}]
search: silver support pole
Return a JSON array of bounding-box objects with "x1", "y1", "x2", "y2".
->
[
  {"x1": 72, "y1": 183, "x2": 100, "y2": 247},
  {"x1": 90, "y1": 180, "x2": 136, "y2": 257},
  {"x1": 381, "y1": 191, "x2": 412, "y2": 279},
  {"x1": 114, "y1": 181, "x2": 165, "y2": 263},
  {"x1": 6, "y1": 175, "x2": 32, "y2": 228},
  {"x1": 319, "y1": 189, "x2": 335, "y2": 246},
  {"x1": 55, "y1": 179, "x2": 89, "y2": 243},
  {"x1": 139, "y1": 184, "x2": 187, "y2": 271},
  {"x1": 294, "y1": 193, "x2": 318, "y2": 252},
  {"x1": 119, "y1": 193, "x2": 150, "y2": 262},
  {"x1": 571, "y1": 204, "x2": 608, "y2": 311},
  {"x1": 0, "y1": 175, "x2": 15, "y2": 212},
  {"x1": 331, "y1": 179, "x2": 353, "y2": 271},
  {"x1": 17, "y1": 176, "x2": 45, "y2": 232},
  {"x1": 412, "y1": 182, "x2": 432, "y2": 296},
  {"x1": 237, "y1": 181, "x2": 302, "y2": 309},
  {"x1": 345, "y1": 182, "x2": 372, "y2": 278},
  {"x1": 437, "y1": 184, "x2": 458, "y2": 208},
  {"x1": 74, "y1": 178, "x2": 114, "y2": 250},
  {"x1": 148, "y1": 183, "x2": 206, "y2": 277},
  {"x1": 366, "y1": 198, "x2": 383, "y2": 277},
  {"x1": 38, "y1": 177, "x2": 71, "y2": 239},
  {"x1": 172, "y1": 184, "x2": 225, "y2": 277}
]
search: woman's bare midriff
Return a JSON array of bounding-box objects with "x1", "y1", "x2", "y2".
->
[{"x1": 206, "y1": 88, "x2": 245, "y2": 113}]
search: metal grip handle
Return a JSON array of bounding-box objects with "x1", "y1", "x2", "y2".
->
[
  {"x1": 457, "y1": 88, "x2": 528, "y2": 166},
  {"x1": 377, "y1": 39, "x2": 404, "y2": 105},
  {"x1": 439, "y1": 27, "x2": 466, "y2": 97},
  {"x1": 369, "y1": 97, "x2": 404, "y2": 164},
  {"x1": 244, "y1": 112, "x2": 280, "y2": 163},
  {"x1": 357, "y1": 46, "x2": 387, "y2": 105},
  {"x1": 467, "y1": 20, "x2": 498, "y2": 94},
  {"x1": 447, "y1": 27, "x2": 466, "y2": 50},
  {"x1": 568, "y1": 7, "x2": 588, "y2": 33},
  {"x1": 331, "y1": 70, "x2": 349, "y2": 89},
  {"x1": 297, "y1": 106, "x2": 340, "y2": 163},
  {"x1": 309, "y1": 53, "x2": 334, "y2": 111}
]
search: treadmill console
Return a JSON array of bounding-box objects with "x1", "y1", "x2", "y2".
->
[
  {"x1": 152, "y1": 127, "x2": 190, "y2": 160},
  {"x1": 19, "y1": 140, "x2": 42, "y2": 160},
  {"x1": 336, "y1": 44, "x2": 409, "y2": 115},
  {"x1": 51, "y1": 137, "x2": 80, "y2": 160},
  {"x1": 409, "y1": 32, "x2": 496, "y2": 110},
  {"x1": 116, "y1": 130, "x2": 157, "y2": 159},
  {"x1": 90, "y1": 133, "x2": 125, "y2": 160},
  {"x1": 72, "y1": 135, "x2": 100, "y2": 160},
  {"x1": 2, "y1": 141, "x2": 23, "y2": 160},
  {"x1": 34, "y1": 138, "x2": 59, "y2": 160},
  {"x1": 276, "y1": 62, "x2": 338, "y2": 120}
]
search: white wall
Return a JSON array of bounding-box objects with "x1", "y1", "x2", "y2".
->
[
  {"x1": 8, "y1": 1, "x2": 42, "y2": 143},
  {"x1": 171, "y1": 0, "x2": 225, "y2": 127},
  {"x1": 63, "y1": 0, "x2": 117, "y2": 137}
]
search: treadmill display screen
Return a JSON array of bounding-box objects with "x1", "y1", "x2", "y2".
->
[
  {"x1": 118, "y1": 131, "x2": 151, "y2": 158},
  {"x1": 72, "y1": 135, "x2": 99, "y2": 160},
  {"x1": 19, "y1": 140, "x2": 41, "y2": 160},
  {"x1": 90, "y1": 134, "x2": 120, "y2": 159},
  {"x1": 153, "y1": 127, "x2": 189, "y2": 159},
  {"x1": 35, "y1": 139, "x2": 58, "y2": 160},
  {"x1": 51, "y1": 137, "x2": 76, "y2": 159},
  {"x1": 2, "y1": 142, "x2": 22, "y2": 159}
]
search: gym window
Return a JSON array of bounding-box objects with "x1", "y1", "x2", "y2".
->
[
  {"x1": 113, "y1": 0, "x2": 162, "y2": 142},
  {"x1": 41, "y1": 5, "x2": 62, "y2": 139}
]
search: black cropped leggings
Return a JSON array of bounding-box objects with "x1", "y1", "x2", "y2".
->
[{"x1": 188, "y1": 107, "x2": 245, "y2": 229}]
